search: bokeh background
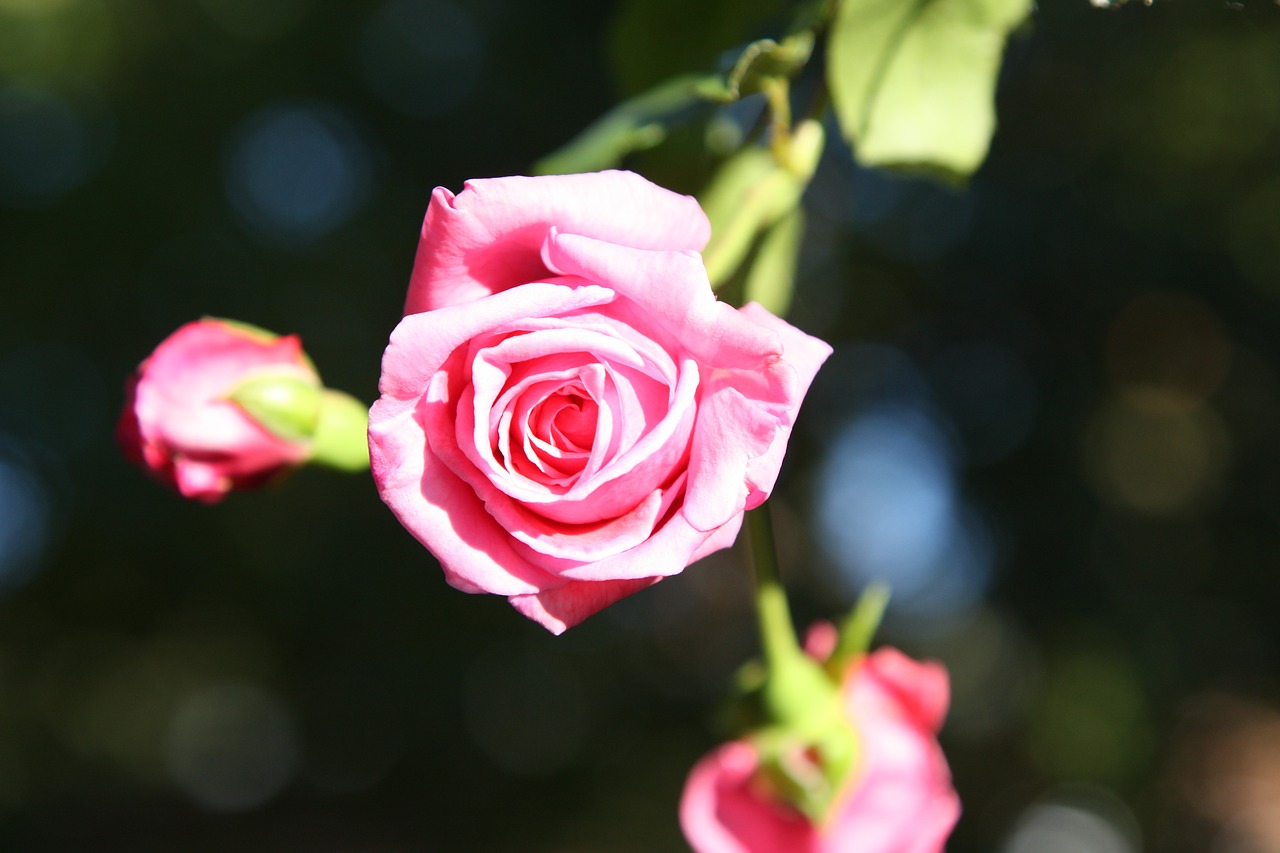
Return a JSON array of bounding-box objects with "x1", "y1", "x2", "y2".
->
[{"x1": 3, "y1": 0, "x2": 1280, "y2": 850}]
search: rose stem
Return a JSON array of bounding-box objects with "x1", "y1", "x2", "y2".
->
[{"x1": 744, "y1": 504, "x2": 807, "y2": 692}]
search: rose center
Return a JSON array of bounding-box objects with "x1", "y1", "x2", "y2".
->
[
  {"x1": 523, "y1": 382, "x2": 601, "y2": 478},
  {"x1": 548, "y1": 392, "x2": 597, "y2": 450}
]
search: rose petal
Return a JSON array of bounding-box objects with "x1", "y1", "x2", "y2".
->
[
  {"x1": 736, "y1": 302, "x2": 833, "y2": 506},
  {"x1": 683, "y1": 379, "x2": 787, "y2": 532},
  {"x1": 680, "y1": 741, "x2": 819, "y2": 853},
  {"x1": 690, "y1": 510, "x2": 744, "y2": 562},
  {"x1": 377, "y1": 279, "x2": 615, "y2": 402},
  {"x1": 738, "y1": 302, "x2": 833, "y2": 395},
  {"x1": 173, "y1": 459, "x2": 230, "y2": 503},
  {"x1": 407, "y1": 171, "x2": 712, "y2": 313},
  {"x1": 541, "y1": 230, "x2": 785, "y2": 369},
  {"x1": 141, "y1": 323, "x2": 311, "y2": 402},
  {"x1": 135, "y1": 324, "x2": 314, "y2": 459},
  {"x1": 515, "y1": 477, "x2": 741, "y2": 584},
  {"x1": 368, "y1": 394, "x2": 562, "y2": 596},
  {"x1": 440, "y1": 328, "x2": 699, "y2": 526},
  {"x1": 859, "y1": 649, "x2": 952, "y2": 734},
  {"x1": 486, "y1": 484, "x2": 669, "y2": 564},
  {"x1": 508, "y1": 575, "x2": 662, "y2": 635}
]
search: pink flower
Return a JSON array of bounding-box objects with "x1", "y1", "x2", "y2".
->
[
  {"x1": 680, "y1": 647, "x2": 960, "y2": 853},
  {"x1": 368, "y1": 171, "x2": 831, "y2": 633},
  {"x1": 117, "y1": 319, "x2": 319, "y2": 503}
]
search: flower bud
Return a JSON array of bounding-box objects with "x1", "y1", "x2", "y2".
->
[
  {"x1": 681, "y1": 640, "x2": 959, "y2": 853},
  {"x1": 117, "y1": 318, "x2": 331, "y2": 502}
]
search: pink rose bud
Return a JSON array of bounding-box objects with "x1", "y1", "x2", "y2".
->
[
  {"x1": 117, "y1": 318, "x2": 324, "y2": 503},
  {"x1": 368, "y1": 170, "x2": 833, "y2": 633},
  {"x1": 680, "y1": 647, "x2": 960, "y2": 853}
]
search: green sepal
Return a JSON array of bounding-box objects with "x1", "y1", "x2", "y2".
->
[
  {"x1": 228, "y1": 374, "x2": 321, "y2": 445},
  {"x1": 309, "y1": 389, "x2": 370, "y2": 472},
  {"x1": 828, "y1": 582, "x2": 891, "y2": 679},
  {"x1": 752, "y1": 651, "x2": 860, "y2": 825},
  {"x1": 204, "y1": 316, "x2": 281, "y2": 346},
  {"x1": 720, "y1": 648, "x2": 862, "y2": 825}
]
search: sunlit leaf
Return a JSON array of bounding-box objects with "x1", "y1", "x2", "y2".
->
[{"x1": 827, "y1": 0, "x2": 1032, "y2": 178}]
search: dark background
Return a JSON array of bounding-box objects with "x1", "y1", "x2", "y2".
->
[{"x1": 3, "y1": 1, "x2": 1280, "y2": 850}]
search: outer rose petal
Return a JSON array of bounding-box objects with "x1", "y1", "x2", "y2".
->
[
  {"x1": 680, "y1": 647, "x2": 960, "y2": 853},
  {"x1": 509, "y1": 576, "x2": 661, "y2": 636},
  {"x1": 541, "y1": 231, "x2": 782, "y2": 368},
  {"x1": 831, "y1": 650, "x2": 960, "y2": 853},
  {"x1": 736, "y1": 302, "x2": 834, "y2": 507},
  {"x1": 802, "y1": 621, "x2": 840, "y2": 662},
  {"x1": 368, "y1": 393, "x2": 562, "y2": 596},
  {"x1": 406, "y1": 171, "x2": 711, "y2": 313},
  {"x1": 857, "y1": 648, "x2": 952, "y2": 734},
  {"x1": 684, "y1": 380, "x2": 786, "y2": 531},
  {"x1": 505, "y1": 498, "x2": 744, "y2": 634},
  {"x1": 680, "y1": 741, "x2": 818, "y2": 853}
]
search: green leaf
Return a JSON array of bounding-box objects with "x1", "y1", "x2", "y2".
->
[
  {"x1": 700, "y1": 146, "x2": 786, "y2": 287},
  {"x1": 699, "y1": 119, "x2": 823, "y2": 288},
  {"x1": 743, "y1": 207, "x2": 805, "y2": 317},
  {"x1": 533, "y1": 74, "x2": 713, "y2": 176},
  {"x1": 827, "y1": 0, "x2": 1032, "y2": 178}
]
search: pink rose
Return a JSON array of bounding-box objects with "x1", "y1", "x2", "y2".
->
[
  {"x1": 368, "y1": 171, "x2": 831, "y2": 633},
  {"x1": 680, "y1": 647, "x2": 961, "y2": 853},
  {"x1": 117, "y1": 319, "x2": 319, "y2": 503}
]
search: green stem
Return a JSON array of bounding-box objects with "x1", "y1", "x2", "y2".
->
[
  {"x1": 745, "y1": 504, "x2": 804, "y2": 675},
  {"x1": 761, "y1": 76, "x2": 793, "y2": 163},
  {"x1": 746, "y1": 503, "x2": 850, "y2": 754},
  {"x1": 309, "y1": 389, "x2": 370, "y2": 472}
]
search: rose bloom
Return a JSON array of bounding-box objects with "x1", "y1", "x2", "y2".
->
[
  {"x1": 117, "y1": 319, "x2": 318, "y2": 503},
  {"x1": 680, "y1": 644, "x2": 960, "y2": 853},
  {"x1": 368, "y1": 171, "x2": 831, "y2": 633}
]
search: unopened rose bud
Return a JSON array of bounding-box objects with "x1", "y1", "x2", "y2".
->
[{"x1": 117, "y1": 318, "x2": 367, "y2": 503}]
